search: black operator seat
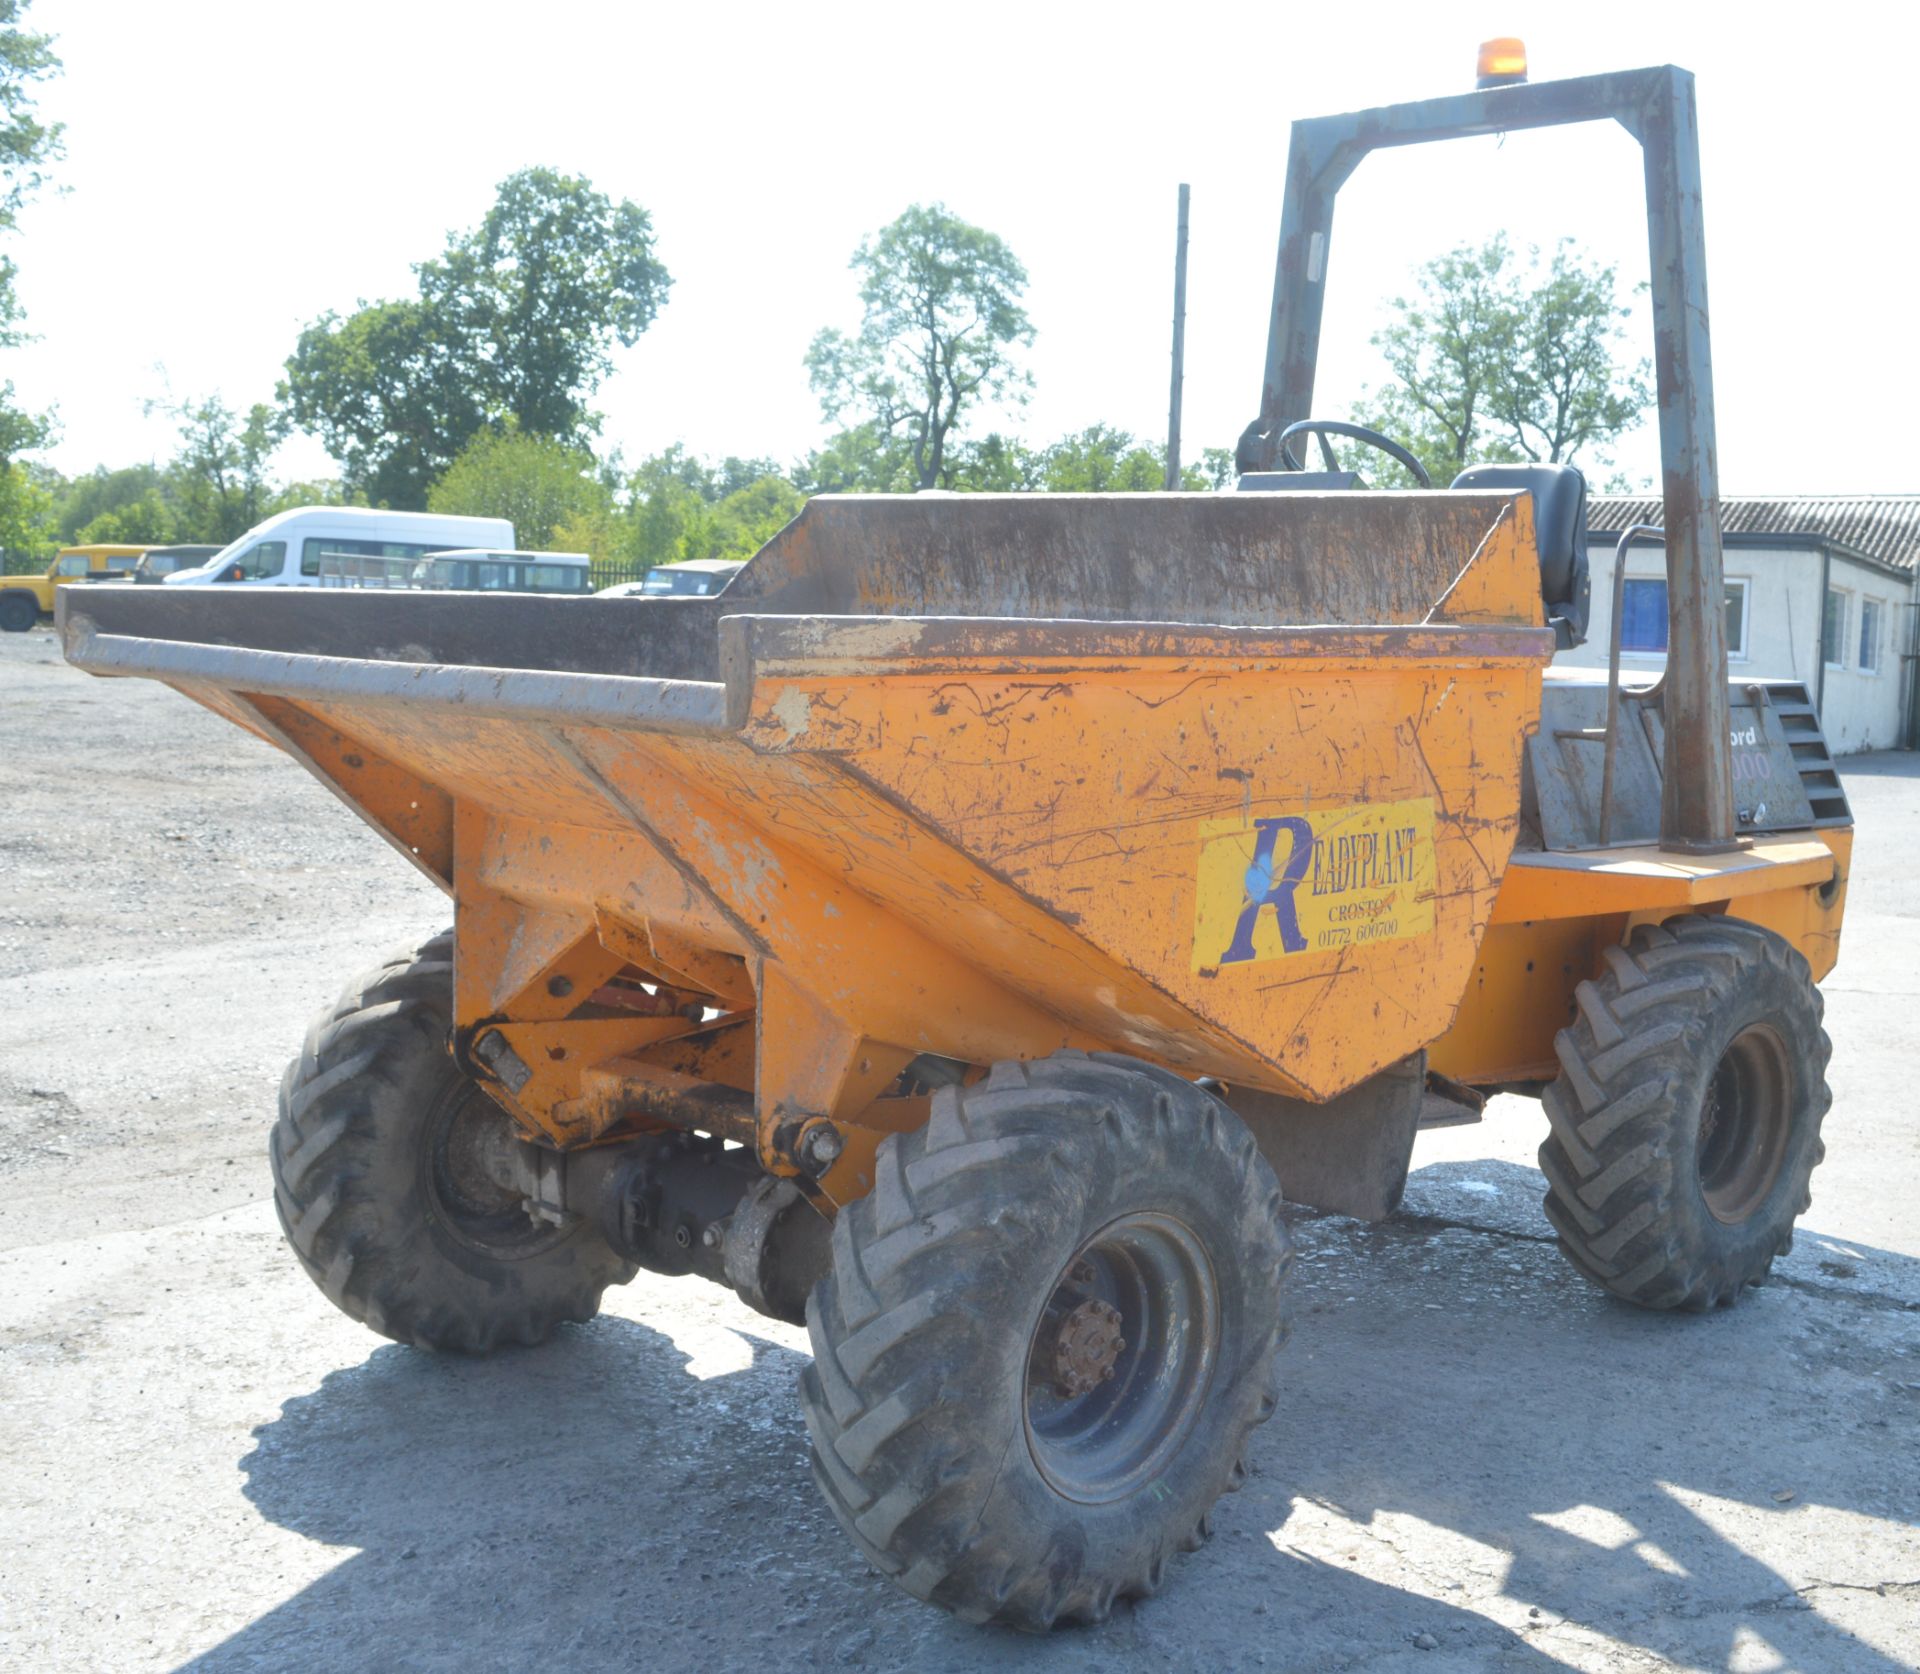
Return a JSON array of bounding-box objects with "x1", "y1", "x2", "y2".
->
[{"x1": 1450, "y1": 462, "x2": 1591, "y2": 648}]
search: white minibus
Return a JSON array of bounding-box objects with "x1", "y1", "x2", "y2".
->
[{"x1": 165, "y1": 507, "x2": 516, "y2": 587}]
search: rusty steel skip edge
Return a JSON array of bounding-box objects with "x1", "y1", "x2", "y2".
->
[{"x1": 58, "y1": 483, "x2": 1845, "y2": 1211}]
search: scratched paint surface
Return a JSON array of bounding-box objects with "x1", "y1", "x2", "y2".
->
[{"x1": 737, "y1": 647, "x2": 1543, "y2": 1099}]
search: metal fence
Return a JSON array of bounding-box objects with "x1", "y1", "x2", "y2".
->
[{"x1": 589, "y1": 560, "x2": 650, "y2": 591}]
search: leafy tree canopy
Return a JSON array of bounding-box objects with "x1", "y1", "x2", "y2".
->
[
  {"x1": 55, "y1": 463, "x2": 167, "y2": 543},
  {"x1": 420, "y1": 168, "x2": 670, "y2": 440},
  {"x1": 793, "y1": 424, "x2": 915, "y2": 496},
  {"x1": 282, "y1": 299, "x2": 483, "y2": 512},
  {"x1": 0, "y1": 448, "x2": 51, "y2": 559},
  {"x1": 800, "y1": 421, "x2": 1218, "y2": 496},
  {"x1": 284, "y1": 168, "x2": 670, "y2": 509},
  {"x1": 1349, "y1": 235, "x2": 1650, "y2": 487},
  {"x1": 428, "y1": 425, "x2": 610, "y2": 549},
  {"x1": 0, "y1": 0, "x2": 60, "y2": 235},
  {"x1": 18, "y1": 401, "x2": 344, "y2": 559},
  {"x1": 71, "y1": 487, "x2": 174, "y2": 547},
  {"x1": 1027, "y1": 425, "x2": 1165, "y2": 492},
  {"x1": 0, "y1": 0, "x2": 62, "y2": 555},
  {"x1": 161, "y1": 395, "x2": 289, "y2": 545},
  {"x1": 807, "y1": 204, "x2": 1032, "y2": 491},
  {"x1": 617, "y1": 445, "x2": 801, "y2": 571}
]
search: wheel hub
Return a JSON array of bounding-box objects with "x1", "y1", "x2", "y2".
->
[
  {"x1": 1697, "y1": 1023, "x2": 1793, "y2": 1225},
  {"x1": 441, "y1": 1094, "x2": 533, "y2": 1216},
  {"x1": 1047, "y1": 1297, "x2": 1126, "y2": 1396},
  {"x1": 423, "y1": 1084, "x2": 565, "y2": 1258},
  {"x1": 1022, "y1": 1212, "x2": 1220, "y2": 1505}
]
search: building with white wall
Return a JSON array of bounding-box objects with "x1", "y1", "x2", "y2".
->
[{"x1": 1571, "y1": 495, "x2": 1919, "y2": 754}]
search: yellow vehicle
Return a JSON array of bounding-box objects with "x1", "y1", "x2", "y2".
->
[
  {"x1": 1, "y1": 545, "x2": 150, "y2": 631},
  {"x1": 59, "y1": 51, "x2": 1850, "y2": 1631}
]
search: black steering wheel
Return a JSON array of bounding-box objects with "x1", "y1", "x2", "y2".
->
[{"x1": 1275, "y1": 419, "x2": 1433, "y2": 489}]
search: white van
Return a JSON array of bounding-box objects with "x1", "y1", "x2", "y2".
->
[
  {"x1": 318, "y1": 549, "x2": 593, "y2": 595},
  {"x1": 164, "y1": 507, "x2": 516, "y2": 588}
]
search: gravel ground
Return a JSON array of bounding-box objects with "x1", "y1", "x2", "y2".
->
[{"x1": 1, "y1": 621, "x2": 1915, "y2": 1673}]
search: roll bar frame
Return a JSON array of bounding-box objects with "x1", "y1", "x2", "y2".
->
[{"x1": 1239, "y1": 65, "x2": 1734, "y2": 852}]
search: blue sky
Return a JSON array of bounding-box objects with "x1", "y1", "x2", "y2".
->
[{"x1": 10, "y1": 0, "x2": 1917, "y2": 495}]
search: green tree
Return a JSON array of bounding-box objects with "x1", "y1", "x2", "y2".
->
[
  {"x1": 54, "y1": 463, "x2": 165, "y2": 542},
  {"x1": 1496, "y1": 241, "x2": 1651, "y2": 466},
  {"x1": 808, "y1": 204, "x2": 1033, "y2": 491},
  {"x1": 283, "y1": 169, "x2": 670, "y2": 507},
  {"x1": 793, "y1": 424, "x2": 915, "y2": 495},
  {"x1": 0, "y1": 2, "x2": 60, "y2": 235},
  {"x1": 942, "y1": 431, "x2": 1040, "y2": 492},
  {"x1": 0, "y1": 0, "x2": 64, "y2": 551},
  {"x1": 46, "y1": 452, "x2": 341, "y2": 551},
  {"x1": 428, "y1": 426, "x2": 611, "y2": 549},
  {"x1": 950, "y1": 427, "x2": 1226, "y2": 493},
  {"x1": 162, "y1": 396, "x2": 289, "y2": 543},
  {"x1": 708, "y1": 473, "x2": 802, "y2": 559},
  {"x1": 74, "y1": 486, "x2": 175, "y2": 545},
  {"x1": 1349, "y1": 235, "x2": 1522, "y2": 485},
  {"x1": 612, "y1": 446, "x2": 802, "y2": 570},
  {"x1": 420, "y1": 167, "x2": 670, "y2": 441},
  {"x1": 710, "y1": 455, "x2": 785, "y2": 500},
  {"x1": 0, "y1": 453, "x2": 53, "y2": 564},
  {"x1": 282, "y1": 300, "x2": 482, "y2": 510},
  {"x1": 802, "y1": 424, "x2": 1230, "y2": 497},
  {"x1": 623, "y1": 444, "x2": 719, "y2": 568},
  {"x1": 1031, "y1": 425, "x2": 1165, "y2": 492},
  {"x1": 267, "y1": 476, "x2": 349, "y2": 515},
  {"x1": 1350, "y1": 235, "x2": 1648, "y2": 485},
  {"x1": 1192, "y1": 447, "x2": 1238, "y2": 490}
]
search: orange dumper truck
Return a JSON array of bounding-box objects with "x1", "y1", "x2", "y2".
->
[{"x1": 58, "y1": 51, "x2": 1847, "y2": 1628}]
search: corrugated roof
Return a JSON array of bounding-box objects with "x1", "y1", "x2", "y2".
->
[{"x1": 1589, "y1": 494, "x2": 1920, "y2": 572}]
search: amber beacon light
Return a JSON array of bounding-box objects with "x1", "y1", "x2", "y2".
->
[{"x1": 1476, "y1": 37, "x2": 1529, "y2": 88}]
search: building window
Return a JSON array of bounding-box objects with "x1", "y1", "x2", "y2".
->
[
  {"x1": 1617, "y1": 576, "x2": 1749, "y2": 657},
  {"x1": 1620, "y1": 578, "x2": 1668, "y2": 652},
  {"x1": 1859, "y1": 597, "x2": 1883, "y2": 674},
  {"x1": 1725, "y1": 577, "x2": 1749, "y2": 659},
  {"x1": 1824, "y1": 588, "x2": 1850, "y2": 669}
]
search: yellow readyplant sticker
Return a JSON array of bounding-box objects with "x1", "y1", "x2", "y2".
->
[{"x1": 1193, "y1": 798, "x2": 1437, "y2": 971}]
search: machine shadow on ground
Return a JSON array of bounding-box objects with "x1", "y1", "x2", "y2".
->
[
  {"x1": 184, "y1": 1157, "x2": 1917, "y2": 1674},
  {"x1": 1277, "y1": 1158, "x2": 1919, "y2": 1672}
]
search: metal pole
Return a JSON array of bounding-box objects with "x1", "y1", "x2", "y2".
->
[
  {"x1": 1904, "y1": 596, "x2": 1920, "y2": 750},
  {"x1": 1815, "y1": 544, "x2": 1831, "y2": 717},
  {"x1": 1637, "y1": 68, "x2": 1735, "y2": 852},
  {"x1": 1165, "y1": 183, "x2": 1190, "y2": 491}
]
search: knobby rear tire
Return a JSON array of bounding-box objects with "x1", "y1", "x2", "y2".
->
[
  {"x1": 799, "y1": 1050, "x2": 1292, "y2": 1631},
  {"x1": 269, "y1": 930, "x2": 635, "y2": 1351},
  {"x1": 1539, "y1": 916, "x2": 1830, "y2": 1311}
]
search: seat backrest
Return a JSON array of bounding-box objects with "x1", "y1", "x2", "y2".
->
[{"x1": 1450, "y1": 463, "x2": 1590, "y2": 647}]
